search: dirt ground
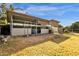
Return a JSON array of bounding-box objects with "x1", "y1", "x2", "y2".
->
[
  {"x1": 12, "y1": 33, "x2": 79, "y2": 56},
  {"x1": 0, "y1": 34, "x2": 53, "y2": 56},
  {"x1": 1, "y1": 33, "x2": 79, "y2": 56}
]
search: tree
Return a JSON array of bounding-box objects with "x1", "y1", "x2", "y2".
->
[
  {"x1": 0, "y1": 3, "x2": 7, "y2": 18},
  {"x1": 9, "y1": 4, "x2": 14, "y2": 11},
  {"x1": 64, "y1": 21, "x2": 79, "y2": 33},
  {"x1": 70, "y1": 22, "x2": 79, "y2": 33},
  {"x1": 0, "y1": 3, "x2": 14, "y2": 25},
  {"x1": 0, "y1": 3, "x2": 7, "y2": 25},
  {"x1": 1, "y1": 3, "x2": 6, "y2": 14},
  {"x1": 64, "y1": 26, "x2": 70, "y2": 33}
]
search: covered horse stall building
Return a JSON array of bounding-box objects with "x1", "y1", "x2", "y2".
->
[{"x1": 0, "y1": 10, "x2": 60, "y2": 36}]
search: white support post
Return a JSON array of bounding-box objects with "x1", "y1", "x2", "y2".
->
[
  {"x1": 36, "y1": 24, "x2": 37, "y2": 35},
  {"x1": 27, "y1": 22, "x2": 29, "y2": 37},
  {"x1": 0, "y1": 27, "x2": 1, "y2": 35},
  {"x1": 27, "y1": 28, "x2": 29, "y2": 37},
  {"x1": 23, "y1": 21, "x2": 25, "y2": 36},
  {"x1": 36, "y1": 22, "x2": 38, "y2": 35},
  {"x1": 72, "y1": 28, "x2": 73, "y2": 33},
  {"x1": 10, "y1": 15, "x2": 13, "y2": 36},
  {"x1": 25, "y1": 21, "x2": 29, "y2": 37}
]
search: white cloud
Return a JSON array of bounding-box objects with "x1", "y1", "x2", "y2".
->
[
  {"x1": 57, "y1": 5, "x2": 79, "y2": 13},
  {"x1": 22, "y1": 4, "x2": 79, "y2": 17},
  {"x1": 25, "y1": 5, "x2": 75, "y2": 16},
  {"x1": 26, "y1": 6, "x2": 58, "y2": 11},
  {"x1": 24, "y1": 6, "x2": 59, "y2": 16},
  {"x1": 14, "y1": 9, "x2": 26, "y2": 14}
]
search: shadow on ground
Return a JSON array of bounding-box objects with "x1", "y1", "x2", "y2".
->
[
  {"x1": 0, "y1": 34, "x2": 70, "y2": 56},
  {"x1": 50, "y1": 34, "x2": 70, "y2": 44}
]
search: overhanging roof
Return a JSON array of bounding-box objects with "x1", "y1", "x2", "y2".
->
[
  {"x1": 50, "y1": 19, "x2": 60, "y2": 23},
  {"x1": 7, "y1": 10, "x2": 49, "y2": 22}
]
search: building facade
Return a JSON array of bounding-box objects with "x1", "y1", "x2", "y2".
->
[{"x1": 0, "y1": 10, "x2": 60, "y2": 36}]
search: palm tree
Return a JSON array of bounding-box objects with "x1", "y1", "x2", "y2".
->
[
  {"x1": 1, "y1": 3, "x2": 6, "y2": 14},
  {"x1": 0, "y1": 3, "x2": 7, "y2": 25},
  {"x1": 9, "y1": 4, "x2": 14, "y2": 11},
  {"x1": 1, "y1": 3, "x2": 7, "y2": 18}
]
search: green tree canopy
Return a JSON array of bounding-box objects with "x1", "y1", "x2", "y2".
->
[
  {"x1": 71, "y1": 22, "x2": 79, "y2": 29},
  {"x1": 0, "y1": 3, "x2": 14, "y2": 25},
  {"x1": 1, "y1": 3, "x2": 6, "y2": 14},
  {"x1": 64, "y1": 21, "x2": 79, "y2": 33},
  {"x1": 10, "y1": 4, "x2": 14, "y2": 11}
]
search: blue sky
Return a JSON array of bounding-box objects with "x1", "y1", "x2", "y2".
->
[{"x1": 13, "y1": 3, "x2": 79, "y2": 27}]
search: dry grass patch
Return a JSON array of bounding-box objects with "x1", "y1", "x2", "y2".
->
[
  {"x1": 0, "y1": 34, "x2": 79, "y2": 56},
  {"x1": 12, "y1": 34, "x2": 79, "y2": 56}
]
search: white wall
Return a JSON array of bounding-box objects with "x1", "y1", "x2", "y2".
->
[
  {"x1": 25, "y1": 28, "x2": 31, "y2": 35},
  {"x1": 12, "y1": 28, "x2": 31, "y2": 36},
  {"x1": 41, "y1": 29, "x2": 49, "y2": 34},
  {"x1": 52, "y1": 26, "x2": 59, "y2": 34}
]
